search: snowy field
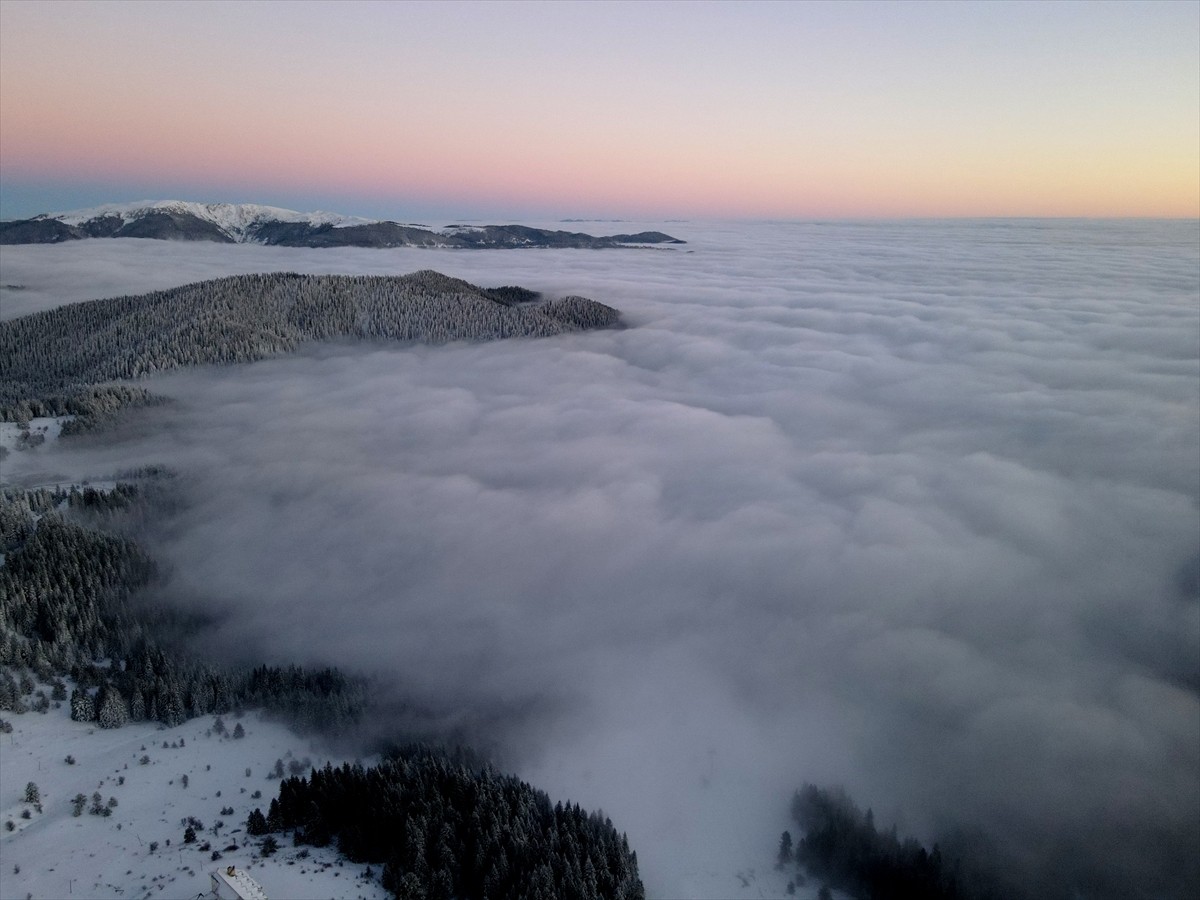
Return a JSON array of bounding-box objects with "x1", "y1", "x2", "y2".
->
[
  {"x1": 0, "y1": 693, "x2": 818, "y2": 900},
  {"x1": 0, "y1": 418, "x2": 72, "y2": 456},
  {"x1": 0, "y1": 692, "x2": 386, "y2": 900},
  {"x1": 0, "y1": 691, "x2": 813, "y2": 900}
]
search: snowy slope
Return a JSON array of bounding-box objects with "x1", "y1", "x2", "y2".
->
[
  {"x1": 0, "y1": 416, "x2": 71, "y2": 456},
  {"x1": 0, "y1": 681, "x2": 819, "y2": 900},
  {"x1": 41, "y1": 201, "x2": 378, "y2": 240},
  {"x1": 0, "y1": 690, "x2": 387, "y2": 900}
]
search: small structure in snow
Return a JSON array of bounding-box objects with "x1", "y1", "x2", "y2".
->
[{"x1": 209, "y1": 864, "x2": 268, "y2": 900}]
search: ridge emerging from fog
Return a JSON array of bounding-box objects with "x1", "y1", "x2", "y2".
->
[
  {"x1": 0, "y1": 201, "x2": 686, "y2": 249},
  {"x1": 0, "y1": 270, "x2": 620, "y2": 409}
]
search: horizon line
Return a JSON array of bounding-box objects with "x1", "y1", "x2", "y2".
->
[{"x1": 2, "y1": 198, "x2": 1197, "y2": 226}]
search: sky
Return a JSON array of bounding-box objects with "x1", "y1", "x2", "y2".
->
[
  {"x1": 0, "y1": 0, "x2": 1197, "y2": 221},
  {"x1": 4, "y1": 219, "x2": 1197, "y2": 898}
]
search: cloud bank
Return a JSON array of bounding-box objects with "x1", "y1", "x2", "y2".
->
[{"x1": 9, "y1": 219, "x2": 1199, "y2": 898}]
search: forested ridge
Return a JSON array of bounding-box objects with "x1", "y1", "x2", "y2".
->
[
  {"x1": 0, "y1": 488, "x2": 364, "y2": 732},
  {"x1": 248, "y1": 752, "x2": 644, "y2": 900},
  {"x1": 0, "y1": 270, "x2": 620, "y2": 416}
]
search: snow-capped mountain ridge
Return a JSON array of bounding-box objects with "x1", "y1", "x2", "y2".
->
[
  {"x1": 41, "y1": 200, "x2": 376, "y2": 240},
  {"x1": 2, "y1": 202, "x2": 686, "y2": 249}
]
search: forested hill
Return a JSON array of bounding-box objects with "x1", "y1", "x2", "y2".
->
[{"x1": 0, "y1": 270, "x2": 620, "y2": 414}]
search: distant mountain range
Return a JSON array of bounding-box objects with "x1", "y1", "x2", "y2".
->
[{"x1": 0, "y1": 201, "x2": 685, "y2": 249}]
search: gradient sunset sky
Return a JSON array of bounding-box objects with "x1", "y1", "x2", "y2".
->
[{"x1": 1, "y1": 0, "x2": 1196, "y2": 221}]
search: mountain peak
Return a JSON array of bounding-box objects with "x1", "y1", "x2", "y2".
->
[{"x1": 39, "y1": 200, "x2": 377, "y2": 239}]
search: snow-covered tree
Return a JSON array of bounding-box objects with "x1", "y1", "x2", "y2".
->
[
  {"x1": 69, "y1": 688, "x2": 95, "y2": 723},
  {"x1": 97, "y1": 687, "x2": 129, "y2": 728}
]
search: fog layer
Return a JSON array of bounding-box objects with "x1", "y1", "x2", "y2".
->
[{"x1": 10, "y1": 220, "x2": 1199, "y2": 898}]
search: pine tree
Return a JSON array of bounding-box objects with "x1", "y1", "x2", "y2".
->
[
  {"x1": 392, "y1": 871, "x2": 426, "y2": 900},
  {"x1": 130, "y1": 688, "x2": 145, "y2": 721},
  {"x1": 160, "y1": 682, "x2": 186, "y2": 726},
  {"x1": 97, "y1": 687, "x2": 129, "y2": 728},
  {"x1": 69, "y1": 688, "x2": 95, "y2": 722},
  {"x1": 246, "y1": 808, "x2": 268, "y2": 836},
  {"x1": 778, "y1": 830, "x2": 793, "y2": 867}
]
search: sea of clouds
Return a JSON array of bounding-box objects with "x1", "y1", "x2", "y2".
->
[{"x1": 2, "y1": 219, "x2": 1197, "y2": 898}]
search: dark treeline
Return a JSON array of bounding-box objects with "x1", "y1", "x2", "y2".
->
[
  {"x1": 2, "y1": 384, "x2": 166, "y2": 427},
  {"x1": 0, "y1": 270, "x2": 620, "y2": 416},
  {"x1": 248, "y1": 751, "x2": 643, "y2": 900},
  {"x1": 781, "y1": 784, "x2": 1019, "y2": 900},
  {"x1": 444, "y1": 224, "x2": 683, "y2": 250},
  {"x1": 483, "y1": 286, "x2": 542, "y2": 306},
  {"x1": 0, "y1": 502, "x2": 365, "y2": 732}
]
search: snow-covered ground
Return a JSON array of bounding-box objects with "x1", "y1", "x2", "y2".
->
[
  {"x1": 0, "y1": 692, "x2": 387, "y2": 900},
  {"x1": 0, "y1": 692, "x2": 828, "y2": 900},
  {"x1": 0, "y1": 418, "x2": 72, "y2": 457},
  {"x1": 0, "y1": 417, "x2": 119, "y2": 494}
]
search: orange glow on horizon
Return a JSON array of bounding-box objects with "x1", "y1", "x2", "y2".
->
[{"x1": 1, "y1": 1, "x2": 1196, "y2": 220}]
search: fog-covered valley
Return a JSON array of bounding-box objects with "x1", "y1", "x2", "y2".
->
[{"x1": 3, "y1": 219, "x2": 1197, "y2": 898}]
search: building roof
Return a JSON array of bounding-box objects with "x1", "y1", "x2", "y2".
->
[{"x1": 211, "y1": 865, "x2": 268, "y2": 900}]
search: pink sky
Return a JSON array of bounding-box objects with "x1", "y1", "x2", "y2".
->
[{"x1": 1, "y1": 0, "x2": 1196, "y2": 220}]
